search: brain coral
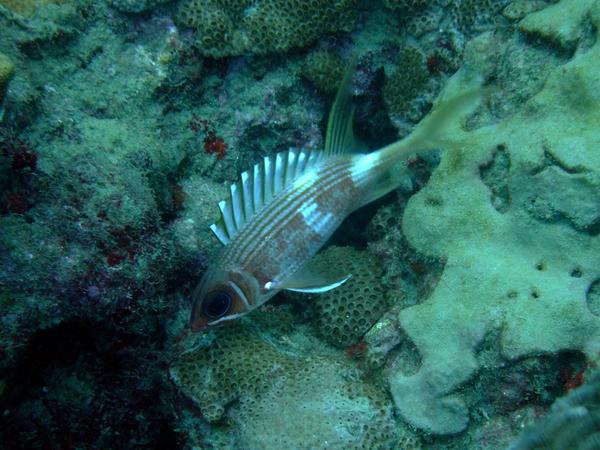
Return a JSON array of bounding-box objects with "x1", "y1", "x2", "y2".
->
[
  {"x1": 170, "y1": 325, "x2": 295, "y2": 422},
  {"x1": 383, "y1": 47, "x2": 433, "y2": 127},
  {"x1": 170, "y1": 325, "x2": 398, "y2": 448},
  {"x1": 311, "y1": 246, "x2": 390, "y2": 348},
  {"x1": 383, "y1": 0, "x2": 431, "y2": 11},
  {"x1": 382, "y1": 0, "x2": 600, "y2": 435},
  {"x1": 450, "y1": 0, "x2": 509, "y2": 31},
  {"x1": 0, "y1": 52, "x2": 14, "y2": 105},
  {"x1": 300, "y1": 50, "x2": 345, "y2": 94},
  {"x1": 0, "y1": 0, "x2": 64, "y2": 16},
  {"x1": 175, "y1": 0, "x2": 358, "y2": 57},
  {"x1": 231, "y1": 357, "x2": 397, "y2": 449}
]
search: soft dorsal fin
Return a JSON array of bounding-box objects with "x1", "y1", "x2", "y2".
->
[
  {"x1": 210, "y1": 148, "x2": 324, "y2": 245},
  {"x1": 324, "y1": 64, "x2": 362, "y2": 156}
]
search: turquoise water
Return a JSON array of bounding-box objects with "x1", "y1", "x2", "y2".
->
[{"x1": 1, "y1": 0, "x2": 599, "y2": 449}]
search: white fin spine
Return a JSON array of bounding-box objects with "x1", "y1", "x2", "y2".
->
[
  {"x1": 210, "y1": 223, "x2": 230, "y2": 245},
  {"x1": 297, "y1": 150, "x2": 307, "y2": 173},
  {"x1": 209, "y1": 148, "x2": 323, "y2": 245},
  {"x1": 285, "y1": 149, "x2": 298, "y2": 184},
  {"x1": 230, "y1": 183, "x2": 243, "y2": 228},
  {"x1": 252, "y1": 163, "x2": 263, "y2": 211},
  {"x1": 218, "y1": 200, "x2": 235, "y2": 238},
  {"x1": 263, "y1": 155, "x2": 273, "y2": 204},
  {"x1": 241, "y1": 171, "x2": 253, "y2": 221},
  {"x1": 274, "y1": 153, "x2": 284, "y2": 193}
]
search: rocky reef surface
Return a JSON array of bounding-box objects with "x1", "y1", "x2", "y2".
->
[{"x1": 0, "y1": 0, "x2": 599, "y2": 449}]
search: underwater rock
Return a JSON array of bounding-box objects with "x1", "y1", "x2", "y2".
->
[
  {"x1": 183, "y1": 65, "x2": 323, "y2": 183},
  {"x1": 385, "y1": 0, "x2": 600, "y2": 435},
  {"x1": 502, "y1": 0, "x2": 547, "y2": 21},
  {"x1": 509, "y1": 368, "x2": 600, "y2": 449},
  {"x1": 519, "y1": 0, "x2": 597, "y2": 50}
]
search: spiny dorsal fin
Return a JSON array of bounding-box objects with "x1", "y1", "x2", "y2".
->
[
  {"x1": 324, "y1": 64, "x2": 362, "y2": 156},
  {"x1": 210, "y1": 148, "x2": 324, "y2": 245}
]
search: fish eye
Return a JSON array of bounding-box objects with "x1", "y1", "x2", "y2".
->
[{"x1": 202, "y1": 291, "x2": 232, "y2": 319}]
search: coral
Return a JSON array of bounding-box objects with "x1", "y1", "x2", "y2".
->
[
  {"x1": 175, "y1": 0, "x2": 358, "y2": 57},
  {"x1": 405, "y1": 8, "x2": 442, "y2": 37},
  {"x1": 502, "y1": 0, "x2": 548, "y2": 21},
  {"x1": 189, "y1": 114, "x2": 228, "y2": 160},
  {"x1": 450, "y1": 0, "x2": 509, "y2": 32},
  {"x1": 383, "y1": 0, "x2": 431, "y2": 11},
  {"x1": 231, "y1": 358, "x2": 397, "y2": 450},
  {"x1": 519, "y1": 0, "x2": 595, "y2": 50},
  {"x1": 109, "y1": 0, "x2": 171, "y2": 13},
  {"x1": 383, "y1": 46, "x2": 432, "y2": 126},
  {"x1": 0, "y1": 1, "x2": 225, "y2": 447},
  {"x1": 381, "y1": 0, "x2": 600, "y2": 435},
  {"x1": 366, "y1": 166, "x2": 444, "y2": 306},
  {"x1": 175, "y1": 0, "x2": 247, "y2": 58},
  {"x1": 509, "y1": 368, "x2": 600, "y2": 449},
  {"x1": 171, "y1": 325, "x2": 397, "y2": 448},
  {"x1": 170, "y1": 326, "x2": 296, "y2": 422},
  {"x1": 300, "y1": 50, "x2": 345, "y2": 94},
  {"x1": 396, "y1": 426, "x2": 423, "y2": 450},
  {"x1": 0, "y1": 0, "x2": 65, "y2": 16},
  {"x1": 311, "y1": 246, "x2": 390, "y2": 348},
  {"x1": 0, "y1": 52, "x2": 14, "y2": 105}
]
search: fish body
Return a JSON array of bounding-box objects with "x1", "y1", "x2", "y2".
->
[{"x1": 190, "y1": 72, "x2": 484, "y2": 331}]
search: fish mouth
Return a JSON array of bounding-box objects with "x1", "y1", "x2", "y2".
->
[
  {"x1": 190, "y1": 313, "x2": 212, "y2": 332},
  {"x1": 190, "y1": 320, "x2": 209, "y2": 332}
]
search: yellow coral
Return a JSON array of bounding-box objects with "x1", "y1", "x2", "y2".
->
[
  {"x1": 175, "y1": 0, "x2": 358, "y2": 57},
  {"x1": 170, "y1": 326, "x2": 298, "y2": 421},
  {"x1": 301, "y1": 50, "x2": 345, "y2": 94},
  {"x1": 0, "y1": 0, "x2": 65, "y2": 16},
  {"x1": 311, "y1": 246, "x2": 390, "y2": 348},
  {"x1": 171, "y1": 325, "x2": 398, "y2": 448},
  {"x1": 0, "y1": 52, "x2": 15, "y2": 105},
  {"x1": 383, "y1": 47, "x2": 429, "y2": 118}
]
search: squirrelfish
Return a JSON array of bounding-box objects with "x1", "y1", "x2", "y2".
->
[{"x1": 190, "y1": 71, "x2": 482, "y2": 331}]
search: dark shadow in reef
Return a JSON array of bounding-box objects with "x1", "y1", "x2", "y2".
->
[{"x1": 0, "y1": 318, "x2": 180, "y2": 450}]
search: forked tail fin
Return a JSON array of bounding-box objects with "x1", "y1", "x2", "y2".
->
[
  {"x1": 382, "y1": 72, "x2": 488, "y2": 160},
  {"x1": 352, "y1": 72, "x2": 489, "y2": 207}
]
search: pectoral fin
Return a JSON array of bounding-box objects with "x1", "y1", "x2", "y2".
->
[{"x1": 277, "y1": 265, "x2": 352, "y2": 293}]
